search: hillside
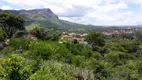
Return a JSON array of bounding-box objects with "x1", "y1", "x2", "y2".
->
[{"x1": 0, "y1": 8, "x2": 94, "y2": 32}]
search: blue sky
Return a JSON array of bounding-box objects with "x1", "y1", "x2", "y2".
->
[{"x1": 0, "y1": 0, "x2": 142, "y2": 26}]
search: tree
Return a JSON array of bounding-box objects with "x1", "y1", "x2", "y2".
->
[
  {"x1": 30, "y1": 27, "x2": 61, "y2": 41},
  {"x1": 72, "y1": 39, "x2": 78, "y2": 44},
  {"x1": 0, "y1": 11, "x2": 25, "y2": 39},
  {"x1": 14, "y1": 30, "x2": 27, "y2": 38},
  {"x1": 0, "y1": 28, "x2": 6, "y2": 41},
  {"x1": 44, "y1": 29, "x2": 61, "y2": 41},
  {"x1": 30, "y1": 27, "x2": 45, "y2": 40},
  {"x1": 85, "y1": 31, "x2": 105, "y2": 47}
]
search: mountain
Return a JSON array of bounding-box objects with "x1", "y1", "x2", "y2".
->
[{"x1": 0, "y1": 8, "x2": 94, "y2": 32}]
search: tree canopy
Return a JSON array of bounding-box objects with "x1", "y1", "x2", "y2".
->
[
  {"x1": 0, "y1": 11, "x2": 25, "y2": 38},
  {"x1": 30, "y1": 27, "x2": 61, "y2": 41},
  {"x1": 85, "y1": 31, "x2": 105, "y2": 47}
]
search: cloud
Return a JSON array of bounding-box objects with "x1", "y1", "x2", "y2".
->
[
  {"x1": 1, "y1": 5, "x2": 12, "y2": 10},
  {"x1": 0, "y1": 0, "x2": 142, "y2": 25},
  {"x1": 1, "y1": 0, "x2": 44, "y2": 9}
]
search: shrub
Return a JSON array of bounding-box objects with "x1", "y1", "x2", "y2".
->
[
  {"x1": 10, "y1": 38, "x2": 31, "y2": 50},
  {"x1": 0, "y1": 28, "x2": 6, "y2": 41},
  {"x1": 104, "y1": 51, "x2": 135, "y2": 66},
  {"x1": 65, "y1": 43, "x2": 92, "y2": 56},
  {"x1": 14, "y1": 30, "x2": 27, "y2": 38},
  {"x1": 28, "y1": 41, "x2": 70, "y2": 60},
  {"x1": 30, "y1": 28, "x2": 61, "y2": 41},
  {"x1": 30, "y1": 61, "x2": 77, "y2": 80},
  {"x1": 1, "y1": 54, "x2": 31, "y2": 80}
]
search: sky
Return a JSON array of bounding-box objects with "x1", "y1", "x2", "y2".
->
[{"x1": 0, "y1": 0, "x2": 142, "y2": 26}]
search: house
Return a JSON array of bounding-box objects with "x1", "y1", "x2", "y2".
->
[
  {"x1": 25, "y1": 34, "x2": 37, "y2": 40},
  {"x1": 61, "y1": 32, "x2": 87, "y2": 43}
]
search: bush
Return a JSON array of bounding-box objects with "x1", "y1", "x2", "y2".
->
[
  {"x1": 85, "y1": 31, "x2": 105, "y2": 47},
  {"x1": 30, "y1": 28, "x2": 61, "y2": 41},
  {"x1": 10, "y1": 38, "x2": 31, "y2": 50},
  {"x1": 65, "y1": 43, "x2": 92, "y2": 57},
  {"x1": 28, "y1": 41, "x2": 58, "y2": 60},
  {"x1": 30, "y1": 61, "x2": 77, "y2": 80},
  {"x1": 0, "y1": 28, "x2": 6, "y2": 41},
  {"x1": 14, "y1": 30, "x2": 27, "y2": 38},
  {"x1": 104, "y1": 51, "x2": 135, "y2": 66},
  {"x1": 1, "y1": 54, "x2": 31, "y2": 80},
  {"x1": 28, "y1": 41, "x2": 70, "y2": 60}
]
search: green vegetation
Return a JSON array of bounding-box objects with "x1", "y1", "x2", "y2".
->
[
  {"x1": 0, "y1": 11, "x2": 25, "y2": 38},
  {"x1": 85, "y1": 32, "x2": 105, "y2": 47},
  {"x1": 25, "y1": 23, "x2": 41, "y2": 31},
  {"x1": 30, "y1": 27, "x2": 61, "y2": 41},
  {"x1": 0, "y1": 11, "x2": 142, "y2": 80},
  {"x1": 0, "y1": 28, "x2": 6, "y2": 41}
]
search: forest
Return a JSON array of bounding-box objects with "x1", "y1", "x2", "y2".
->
[{"x1": 0, "y1": 11, "x2": 142, "y2": 80}]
